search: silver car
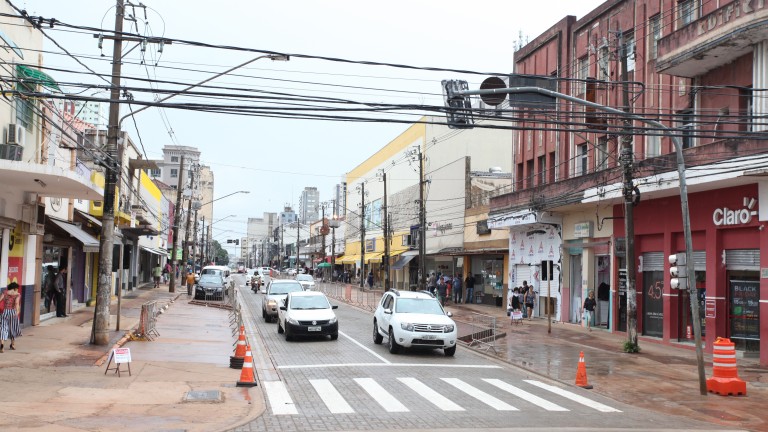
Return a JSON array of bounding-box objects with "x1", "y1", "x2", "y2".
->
[{"x1": 262, "y1": 280, "x2": 303, "y2": 323}]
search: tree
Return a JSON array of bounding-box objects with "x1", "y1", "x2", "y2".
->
[{"x1": 209, "y1": 240, "x2": 229, "y2": 265}]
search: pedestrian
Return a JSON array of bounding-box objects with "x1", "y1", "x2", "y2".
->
[
  {"x1": 452, "y1": 274, "x2": 462, "y2": 304},
  {"x1": 582, "y1": 290, "x2": 597, "y2": 331},
  {"x1": 152, "y1": 262, "x2": 162, "y2": 288},
  {"x1": 427, "y1": 272, "x2": 437, "y2": 295},
  {"x1": 444, "y1": 275, "x2": 452, "y2": 303},
  {"x1": 367, "y1": 271, "x2": 374, "y2": 289},
  {"x1": 43, "y1": 265, "x2": 57, "y2": 313},
  {"x1": 464, "y1": 273, "x2": 475, "y2": 304},
  {"x1": 436, "y1": 276, "x2": 447, "y2": 306},
  {"x1": 524, "y1": 282, "x2": 536, "y2": 320},
  {"x1": 186, "y1": 271, "x2": 196, "y2": 296},
  {"x1": 517, "y1": 286, "x2": 527, "y2": 318},
  {"x1": 509, "y1": 287, "x2": 521, "y2": 323},
  {"x1": 54, "y1": 267, "x2": 68, "y2": 318},
  {"x1": 162, "y1": 262, "x2": 170, "y2": 284},
  {"x1": 0, "y1": 282, "x2": 22, "y2": 352}
]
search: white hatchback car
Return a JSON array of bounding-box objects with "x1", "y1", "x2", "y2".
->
[
  {"x1": 296, "y1": 274, "x2": 316, "y2": 290},
  {"x1": 373, "y1": 289, "x2": 457, "y2": 356},
  {"x1": 277, "y1": 291, "x2": 339, "y2": 341}
]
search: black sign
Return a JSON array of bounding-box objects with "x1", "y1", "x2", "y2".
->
[
  {"x1": 643, "y1": 271, "x2": 664, "y2": 338},
  {"x1": 476, "y1": 220, "x2": 491, "y2": 235},
  {"x1": 730, "y1": 280, "x2": 760, "y2": 340}
]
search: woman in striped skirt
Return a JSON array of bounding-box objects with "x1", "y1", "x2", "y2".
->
[{"x1": 0, "y1": 282, "x2": 22, "y2": 352}]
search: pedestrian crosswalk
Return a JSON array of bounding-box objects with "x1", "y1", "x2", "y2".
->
[{"x1": 262, "y1": 376, "x2": 622, "y2": 416}]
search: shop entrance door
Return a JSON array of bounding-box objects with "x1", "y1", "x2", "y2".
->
[{"x1": 569, "y1": 254, "x2": 582, "y2": 324}]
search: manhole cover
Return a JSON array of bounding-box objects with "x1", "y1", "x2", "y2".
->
[{"x1": 183, "y1": 390, "x2": 223, "y2": 403}]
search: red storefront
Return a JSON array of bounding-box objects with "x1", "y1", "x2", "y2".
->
[{"x1": 614, "y1": 183, "x2": 767, "y2": 365}]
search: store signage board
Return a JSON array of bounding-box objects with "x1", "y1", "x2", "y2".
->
[{"x1": 705, "y1": 299, "x2": 716, "y2": 319}]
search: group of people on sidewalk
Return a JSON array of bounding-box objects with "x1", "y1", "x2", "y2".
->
[
  {"x1": 43, "y1": 265, "x2": 68, "y2": 318},
  {"x1": 425, "y1": 272, "x2": 477, "y2": 306},
  {"x1": 507, "y1": 280, "x2": 536, "y2": 322}
]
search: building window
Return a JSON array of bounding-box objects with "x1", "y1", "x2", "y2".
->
[
  {"x1": 576, "y1": 56, "x2": 589, "y2": 96},
  {"x1": 171, "y1": 156, "x2": 179, "y2": 162},
  {"x1": 679, "y1": 0, "x2": 696, "y2": 28},
  {"x1": 596, "y1": 137, "x2": 609, "y2": 171},
  {"x1": 538, "y1": 155, "x2": 546, "y2": 185},
  {"x1": 646, "y1": 135, "x2": 661, "y2": 158},
  {"x1": 576, "y1": 143, "x2": 588, "y2": 176},
  {"x1": 624, "y1": 32, "x2": 636, "y2": 72},
  {"x1": 15, "y1": 81, "x2": 34, "y2": 130},
  {"x1": 650, "y1": 15, "x2": 661, "y2": 60},
  {"x1": 677, "y1": 110, "x2": 695, "y2": 149},
  {"x1": 150, "y1": 168, "x2": 160, "y2": 177},
  {"x1": 526, "y1": 160, "x2": 534, "y2": 188},
  {"x1": 170, "y1": 168, "x2": 178, "y2": 178}
]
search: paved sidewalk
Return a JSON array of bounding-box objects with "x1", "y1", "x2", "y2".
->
[{"x1": 0, "y1": 284, "x2": 263, "y2": 432}]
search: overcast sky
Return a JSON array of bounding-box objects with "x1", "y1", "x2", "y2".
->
[{"x1": 27, "y1": 0, "x2": 604, "y2": 255}]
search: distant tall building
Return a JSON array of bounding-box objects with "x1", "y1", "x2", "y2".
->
[
  {"x1": 279, "y1": 206, "x2": 297, "y2": 225},
  {"x1": 55, "y1": 100, "x2": 107, "y2": 128},
  {"x1": 299, "y1": 187, "x2": 320, "y2": 222},
  {"x1": 248, "y1": 213, "x2": 278, "y2": 266},
  {"x1": 334, "y1": 182, "x2": 346, "y2": 217}
]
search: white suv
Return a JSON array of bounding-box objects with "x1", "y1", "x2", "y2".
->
[{"x1": 373, "y1": 289, "x2": 457, "y2": 356}]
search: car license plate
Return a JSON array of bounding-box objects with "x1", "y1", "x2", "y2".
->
[
  {"x1": 422, "y1": 334, "x2": 437, "y2": 340},
  {"x1": 308, "y1": 326, "x2": 321, "y2": 332}
]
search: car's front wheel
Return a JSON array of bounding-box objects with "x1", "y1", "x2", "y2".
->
[
  {"x1": 444, "y1": 345, "x2": 456, "y2": 357},
  {"x1": 372, "y1": 320, "x2": 383, "y2": 344},
  {"x1": 284, "y1": 323, "x2": 292, "y2": 341},
  {"x1": 277, "y1": 320, "x2": 284, "y2": 334},
  {"x1": 388, "y1": 327, "x2": 400, "y2": 354},
  {"x1": 330, "y1": 332, "x2": 338, "y2": 341}
]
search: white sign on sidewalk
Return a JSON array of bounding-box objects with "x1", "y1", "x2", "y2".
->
[{"x1": 113, "y1": 347, "x2": 132, "y2": 364}]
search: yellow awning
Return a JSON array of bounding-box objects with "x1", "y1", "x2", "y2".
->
[
  {"x1": 338, "y1": 255, "x2": 360, "y2": 264},
  {"x1": 366, "y1": 253, "x2": 383, "y2": 263}
]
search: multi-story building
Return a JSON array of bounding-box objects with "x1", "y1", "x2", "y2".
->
[
  {"x1": 248, "y1": 213, "x2": 277, "y2": 267},
  {"x1": 488, "y1": 0, "x2": 768, "y2": 365},
  {"x1": 54, "y1": 100, "x2": 106, "y2": 128},
  {"x1": 299, "y1": 187, "x2": 320, "y2": 223}
]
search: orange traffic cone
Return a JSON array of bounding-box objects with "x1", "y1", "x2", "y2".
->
[
  {"x1": 575, "y1": 351, "x2": 593, "y2": 389},
  {"x1": 229, "y1": 326, "x2": 247, "y2": 369},
  {"x1": 707, "y1": 337, "x2": 746, "y2": 396},
  {"x1": 236, "y1": 345, "x2": 258, "y2": 387}
]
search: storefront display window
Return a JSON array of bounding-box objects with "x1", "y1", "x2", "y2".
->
[
  {"x1": 40, "y1": 246, "x2": 63, "y2": 315},
  {"x1": 729, "y1": 275, "x2": 759, "y2": 352},
  {"x1": 642, "y1": 270, "x2": 664, "y2": 337},
  {"x1": 471, "y1": 256, "x2": 503, "y2": 303},
  {"x1": 678, "y1": 271, "x2": 706, "y2": 342}
]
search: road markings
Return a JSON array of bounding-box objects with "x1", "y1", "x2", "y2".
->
[
  {"x1": 524, "y1": 380, "x2": 621, "y2": 413},
  {"x1": 398, "y1": 377, "x2": 464, "y2": 411},
  {"x1": 263, "y1": 381, "x2": 298, "y2": 415},
  {"x1": 278, "y1": 363, "x2": 502, "y2": 370},
  {"x1": 354, "y1": 378, "x2": 410, "y2": 412},
  {"x1": 310, "y1": 379, "x2": 354, "y2": 414},
  {"x1": 483, "y1": 379, "x2": 568, "y2": 411},
  {"x1": 339, "y1": 330, "x2": 391, "y2": 364},
  {"x1": 441, "y1": 378, "x2": 518, "y2": 411}
]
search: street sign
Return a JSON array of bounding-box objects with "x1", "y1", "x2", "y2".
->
[{"x1": 705, "y1": 298, "x2": 716, "y2": 319}]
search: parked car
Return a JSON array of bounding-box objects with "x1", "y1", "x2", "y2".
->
[
  {"x1": 372, "y1": 289, "x2": 457, "y2": 356},
  {"x1": 296, "y1": 274, "x2": 316, "y2": 290},
  {"x1": 201, "y1": 265, "x2": 234, "y2": 291},
  {"x1": 277, "y1": 291, "x2": 338, "y2": 341},
  {"x1": 194, "y1": 273, "x2": 229, "y2": 300},
  {"x1": 262, "y1": 280, "x2": 304, "y2": 322},
  {"x1": 286, "y1": 268, "x2": 297, "y2": 276}
]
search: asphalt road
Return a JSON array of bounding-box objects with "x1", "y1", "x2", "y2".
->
[{"x1": 231, "y1": 275, "x2": 721, "y2": 432}]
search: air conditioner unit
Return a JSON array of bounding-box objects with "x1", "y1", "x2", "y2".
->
[
  {"x1": 6, "y1": 124, "x2": 23, "y2": 145},
  {"x1": 21, "y1": 203, "x2": 45, "y2": 235}
]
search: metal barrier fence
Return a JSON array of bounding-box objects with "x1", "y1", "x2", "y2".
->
[
  {"x1": 456, "y1": 312, "x2": 499, "y2": 354},
  {"x1": 317, "y1": 282, "x2": 382, "y2": 312},
  {"x1": 135, "y1": 300, "x2": 160, "y2": 341}
]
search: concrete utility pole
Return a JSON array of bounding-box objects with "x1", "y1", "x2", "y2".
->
[
  {"x1": 296, "y1": 218, "x2": 301, "y2": 272},
  {"x1": 179, "y1": 165, "x2": 196, "y2": 288},
  {"x1": 359, "y1": 182, "x2": 366, "y2": 288},
  {"x1": 618, "y1": 32, "x2": 638, "y2": 349},
  {"x1": 381, "y1": 171, "x2": 390, "y2": 291},
  {"x1": 321, "y1": 204, "x2": 327, "y2": 263},
  {"x1": 169, "y1": 155, "x2": 185, "y2": 293},
  {"x1": 419, "y1": 149, "x2": 427, "y2": 291},
  {"x1": 93, "y1": 0, "x2": 125, "y2": 345},
  {"x1": 331, "y1": 199, "x2": 337, "y2": 276}
]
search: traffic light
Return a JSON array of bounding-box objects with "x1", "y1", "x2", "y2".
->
[
  {"x1": 669, "y1": 252, "x2": 687, "y2": 290},
  {"x1": 235, "y1": 239, "x2": 240, "y2": 245},
  {"x1": 226, "y1": 239, "x2": 233, "y2": 244},
  {"x1": 441, "y1": 79, "x2": 474, "y2": 129},
  {"x1": 541, "y1": 260, "x2": 554, "y2": 281}
]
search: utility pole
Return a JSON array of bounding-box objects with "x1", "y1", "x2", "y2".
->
[
  {"x1": 381, "y1": 171, "x2": 390, "y2": 291},
  {"x1": 419, "y1": 149, "x2": 427, "y2": 291},
  {"x1": 169, "y1": 156, "x2": 185, "y2": 293},
  {"x1": 359, "y1": 182, "x2": 366, "y2": 288},
  {"x1": 619, "y1": 31, "x2": 638, "y2": 350},
  {"x1": 93, "y1": 0, "x2": 125, "y2": 345},
  {"x1": 192, "y1": 209, "x2": 199, "y2": 274},
  {"x1": 296, "y1": 218, "x2": 301, "y2": 272},
  {"x1": 331, "y1": 199, "x2": 337, "y2": 278},
  {"x1": 321, "y1": 204, "x2": 327, "y2": 263},
  {"x1": 280, "y1": 225, "x2": 284, "y2": 269},
  {"x1": 199, "y1": 217, "x2": 205, "y2": 270},
  {"x1": 179, "y1": 164, "x2": 195, "y2": 289}
]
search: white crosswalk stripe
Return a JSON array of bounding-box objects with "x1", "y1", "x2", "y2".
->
[
  {"x1": 524, "y1": 380, "x2": 621, "y2": 412},
  {"x1": 355, "y1": 377, "x2": 410, "y2": 412},
  {"x1": 398, "y1": 377, "x2": 464, "y2": 411},
  {"x1": 263, "y1": 381, "x2": 298, "y2": 415},
  {"x1": 310, "y1": 379, "x2": 355, "y2": 414},
  {"x1": 483, "y1": 379, "x2": 568, "y2": 411},
  {"x1": 261, "y1": 376, "x2": 623, "y2": 416},
  {"x1": 441, "y1": 378, "x2": 518, "y2": 411}
]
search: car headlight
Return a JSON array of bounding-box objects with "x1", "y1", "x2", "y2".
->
[
  {"x1": 329, "y1": 316, "x2": 337, "y2": 324},
  {"x1": 286, "y1": 316, "x2": 299, "y2": 325},
  {"x1": 400, "y1": 322, "x2": 414, "y2": 331},
  {"x1": 444, "y1": 324, "x2": 455, "y2": 333},
  {"x1": 267, "y1": 299, "x2": 277, "y2": 307}
]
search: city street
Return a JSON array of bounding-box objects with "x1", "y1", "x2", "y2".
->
[{"x1": 233, "y1": 275, "x2": 722, "y2": 432}]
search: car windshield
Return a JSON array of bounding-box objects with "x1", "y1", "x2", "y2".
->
[
  {"x1": 296, "y1": 275, "x2": 314, "y2": 282},
  {"x1": 269, "y1": 282, "x2": 303, "y2": 295},
  {"x1": 290, "y1": 295, "x2": 330, "y2": 310},
  {"x1": 202, "y1": 269, "x2": 222, "y2": 276},
  {"x1": 395, "y1": 298, "x2": 445, "y2": 315},
  {"x1": 199, "y1": 274, "x2": 223, "y2": 284}
]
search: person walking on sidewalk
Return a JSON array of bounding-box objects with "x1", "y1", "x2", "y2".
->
[
  {"x1": 43, "y1": 265, "x2": 57, "y2": 313},
  {"x1": 452, "y1": 274, "x2": 462, "y2": 304},
  {"x1": 0, "y1": 282, "x2": 22, "y2": 352},
  {"x1": 427, "y1": 272, "x2": 437, "y2": 295},
  {"x1": 524, "y1": 283, "x2": 536, "y2": 320},
  {"x1": 517, "y1": 285, "x2": 526, "y2": 318},
  {"x1": 54, "y1": 267, "x2": 68, "y2": 318},
  {"x1": 464, "y1": 274, "x2": 475, "y2": 304},
  {"x1": 582, "y1": 290, "x2": 597, "y2": 331},
  {"x1": 367, "y1": 271, "x2": 374, "y2": 289},
  {"x1": 186, "y1": 271, "x2": 196, "y2": 296},
  {"x1": 436, "y1": 276, "x2": 447, "y2": 306},
  {"x1": 152, "y1": 262, "x2": 162, "y2": 288},
  {"x1": 509, "y1": 287, "x2": 522, "y2": 324}
]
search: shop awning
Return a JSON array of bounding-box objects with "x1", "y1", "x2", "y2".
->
[
  {"x1": 49, "y1": 218, "x2": 99, "y2": 253},
  {"x1": 366, "y1": 253, "x2": 383, "y2": 263},
  {"x1": 140, "y1": 246, "x2": 167, "y2": 256},
  {"x1": 16, "y1": 64, "x2": 60, "y2": 91},
  {"x1": 338, "y1": 254, "x2": 360, "y2": 264},
  {"x1": 75, "y1": 209, "x2": 102, "y2": 228},
  {"x1": 391, "y1": 254, "x2": 416, "y2": 270}
]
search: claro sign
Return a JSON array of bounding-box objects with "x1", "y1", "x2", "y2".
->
[{"x1": 712, "y1": 197, "x2": 757, "y2": 226}]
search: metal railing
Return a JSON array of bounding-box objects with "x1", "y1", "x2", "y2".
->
[
  {"x1": 457, "y1": 312, "x2": 499, "y2": 354},
  {"x1": 134, "y1": 300, "x2": 160, "y2": 341},
  {"x1": 317, "y1": 281, "x2": 382, "y2": 312}
]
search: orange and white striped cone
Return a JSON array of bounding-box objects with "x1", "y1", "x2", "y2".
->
[
  {"x1": 575, "y1": 351, "x2": 593, "y2": 389},
  {"x1": 707, "y1": 337, "x2": 746, "y2": 396},
  {"x1": 229, "y1": 326, "x2": 247, "y2": 369},
  {"x1": 236, "y1": 345, "x2": 258, "y2": 387}
]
